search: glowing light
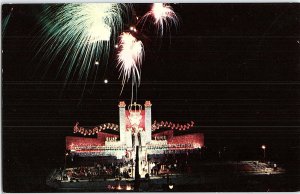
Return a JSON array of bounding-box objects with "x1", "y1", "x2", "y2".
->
[
  {"x1": 104, "y1": 79, "x2": 108, "y2": 84},
  {"x1": 95, "y1": 61, "x2": 99, "y2": 65},
  {"x1": 38, "y1": 3, "x2": 126, "y2": 80},
  {"x1": 117, "y1": 32, "x2": 144, "y2": 88},
  {"x1": 117, "y1": 184, "x2": 122, "y2": 190},
  {"x1": 126, "y1": 184, "x2": 132, "y2": 190},
  {"x1": 141, "y1": 3, "x2": 179, "y2": 36},
  {"x1": 169, "y1": 184, "x2": 174, "y2": 190},
  {"x1": 73, "y1": 122, "x2": 119, "y2": 135},
  {"x1": 261, "y1": 145, "x2": 266, "y2": 150},
  {"x1": 152, "y1": 120, "x2": 195, "y2": 131}
]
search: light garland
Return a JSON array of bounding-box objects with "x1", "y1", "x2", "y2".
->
[
  {"x1": 73, "y1": 122, "x2": 119, "y2": 136},
  {"x1": 151, "y1": 120, "x2": 195, "y2": 131},
  {"x1": 72, "y1": 145, "x2": 127, "y2": 151}
]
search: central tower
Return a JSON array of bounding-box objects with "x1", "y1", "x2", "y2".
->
[{"x1": 118, "y1": 101, "x2": 152, "y2": 148}]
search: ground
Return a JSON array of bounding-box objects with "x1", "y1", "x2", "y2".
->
[{"x1": 47, "y1": 160, "x2": 293, "y2": 192}]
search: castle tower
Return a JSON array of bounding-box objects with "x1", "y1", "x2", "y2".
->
[
  {"x1": 119, "y1": 101, "x2": 132, "y2": 147},
  {"x1": 144, "y1": 101, "x2": 152, "y2": 145}
]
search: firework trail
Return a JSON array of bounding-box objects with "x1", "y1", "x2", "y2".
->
[
  {"x1": 38, "y1": 3, "x2": 127, "y2": 80},
  {"x1": 117, "y1": 32, "x2": 144, "y2": 93},
  {"x1": 2, "y1": 8, "x2": 13, "y2": 37},
  {"x1": 140, "y1": 3, "x2": 179, "y2": 37}
]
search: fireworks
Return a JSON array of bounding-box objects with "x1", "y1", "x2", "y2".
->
[
  {"x1": 141, "y1": 3, "x2": 179, "y2": 36},
  {"x1": 38, "y1": 3, "x2": 126, "y2": 80},
  {"x1": 36, "y1": 3, "x2": 180, "y2": 97},
  {"x1": 2, "y1": 7, "x2": 13, "y2": 37},
  {"x1": 117, "y1": 32, "x2": 144, "y2": 89}
]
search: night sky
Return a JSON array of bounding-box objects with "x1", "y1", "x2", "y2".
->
[{"x1": 2, "y1": 3, "x2": 300, "y2": 192}]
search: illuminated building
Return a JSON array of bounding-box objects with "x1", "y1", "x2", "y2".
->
[{"x1": 66, "y1": 101, "x2": 204, "y2": 176}]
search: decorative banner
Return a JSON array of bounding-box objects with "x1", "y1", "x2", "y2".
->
[
  {"x1": 125, "y1": 110, "x2": 145, "y2": 130},
  {"x1": 151, "y1": 120, "x2": 195, "y2": 131},
  {"x1": 73, "y1": 122, "x2": 119, "y2": 136},
  {"x1": 127, "y1": 102, "x2": 143, "y2": 129}
]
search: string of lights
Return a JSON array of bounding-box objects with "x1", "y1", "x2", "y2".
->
[
  {"x1": 73, "y1": 122, "x2": 119, "y2": 136},
  {"x1": 152, "y1": 120, "x2": 195, "y2": 131}
]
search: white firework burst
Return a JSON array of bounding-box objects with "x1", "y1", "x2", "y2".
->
[
  {"x1": 117, "y1": 32, "x2": 144, "y2": 89},
  {"x1": 140, "y1": 3, "x2": 179, "y2": 37}
]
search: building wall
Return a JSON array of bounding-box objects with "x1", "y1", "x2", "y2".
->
[
  {"x1": 152, "y1": 129, "x2": 174, "y2": 140},
  {"x1": 169, "y1": 133, "x2": 204, "y2": 148},
  {"x1": 119, "y1": 102, "x2": 127, "y2": 145},
  {"x1": 97, "y1": 132, "x2": 119, "y2": 144},
  {"x1": 66, "y1": 136, "x2": 103, "y2": 150},
  {"x1": 144, "y1": 103, "x2": 152, "y2": 144},
  {"x1": 66, "y1": 132, "x2": 119, "y2": 150},
  {"x1": 152, "y1": 130, "x2": 204, "y2": 148}
]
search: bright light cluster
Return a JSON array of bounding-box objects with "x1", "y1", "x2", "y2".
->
[
  {"x1": 38, "y1": 3, "x2": 180, "y2": 96},
  {"x1": 117, "y1": 32, "x2": 144, "y2": 88},
  {"x1": 107, "y1": 184, "x2": 133, "y2": 191},
  {"x1": 73, "y1": 122, "x2": 119, "y2": 136},
  {"x1": 152, "y1": 120, "x2": 195, "y2": 131},
  {"x1": 39, "y1": 3, "x2": 125, "y2": 80},
  {"x1": 141, "y1": 3, "x2": 179, "y2": 36}
]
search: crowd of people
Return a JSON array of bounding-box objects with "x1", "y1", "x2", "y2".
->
[
  {"x1": 63, "y1": 161, "x2": 134, "y2": 181},
  {"x1": 61, "y1": 148, "x2": 202, "y2": 181}
]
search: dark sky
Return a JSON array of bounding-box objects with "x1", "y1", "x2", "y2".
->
[{"x1": 2, "y1": 3, "x2": 300, "y2": 192}]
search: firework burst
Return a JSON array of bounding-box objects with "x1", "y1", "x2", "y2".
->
[
  {"x1": 38, "y1": 3, "x2": 127, "y2": 80},
  {"x1": 117, "y1": 32, "x2": 144, "y2": 90},
  {"x1": 140, "y1": 3, "x2": 179, "y2": 37}
]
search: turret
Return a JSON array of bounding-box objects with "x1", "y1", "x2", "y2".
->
[{"x1": 144, "y1": 101, "x2": 152, "y2": 144}]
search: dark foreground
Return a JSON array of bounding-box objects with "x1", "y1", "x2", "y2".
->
[{"x1": 45, "y1": 161, "x2": 299, "y2": 192}]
